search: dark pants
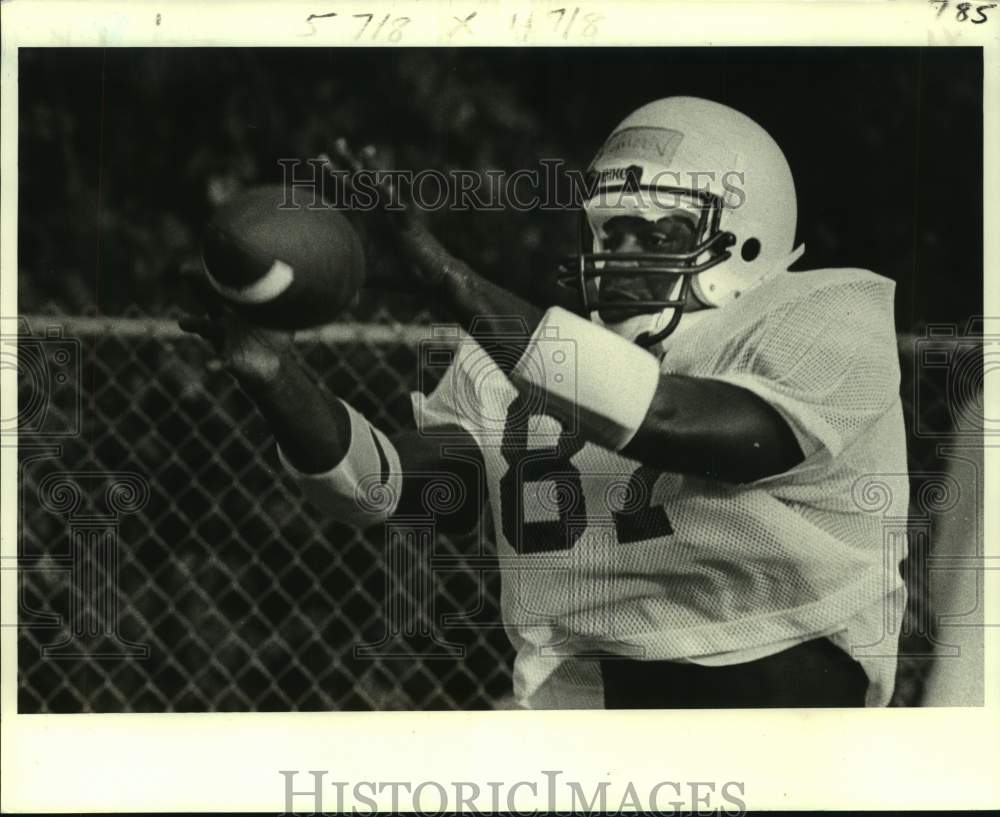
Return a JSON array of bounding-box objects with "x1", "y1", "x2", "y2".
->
[{"x1": 600, "y1": 637, "x2": 868, "y2": 709}]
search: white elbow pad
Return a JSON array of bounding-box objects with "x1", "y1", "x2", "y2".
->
[
  {"x1": 509, "y1": 306, "x2": 660, "y2": 451},
  {"x1": 277, "y1": 400, "x2": 402, "y2": 527}
]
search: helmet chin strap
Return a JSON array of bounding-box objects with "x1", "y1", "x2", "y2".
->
[{"x1": 634, "y1": 307, "x2": 683, "y2": 348}]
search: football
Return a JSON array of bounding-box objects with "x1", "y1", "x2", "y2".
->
[{"x1": 200, "y1": 184, "x2": 365, "y2": 329}]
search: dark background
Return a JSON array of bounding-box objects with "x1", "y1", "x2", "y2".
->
[{"x1": 19, "y1": 46, "x2": 983, "y2": 329}]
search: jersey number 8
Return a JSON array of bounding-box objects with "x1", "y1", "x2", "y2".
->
[{"x1": 499, "y1": 393, "x2": 673, "y2": 555}]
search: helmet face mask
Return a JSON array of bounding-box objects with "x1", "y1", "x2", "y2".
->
[
  {"x1": 556, "y1": 97, "x2": 804, "y2": 347},
  {"x1": 558, "y1": 183, "x2": 736, "y2": 347}
]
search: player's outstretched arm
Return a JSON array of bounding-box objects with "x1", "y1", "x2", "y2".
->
[
  {"x1": 179, "y1": 310, "x2": 484, "y2": 532},
  {"x1": 324, "y1": 141, "x2": 554, "y2": 371},
  {"x1": 179, "y1": 310, "x2": 351, "y2": 472}
]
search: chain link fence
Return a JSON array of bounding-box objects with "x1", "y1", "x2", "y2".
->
[{"x1": 13, "y1": 311, "x2": 984, "y2": 711}]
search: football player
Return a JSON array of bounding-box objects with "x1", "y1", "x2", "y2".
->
[{"x1": 185, "y1": 97, "x2": 908, "y2": 708}]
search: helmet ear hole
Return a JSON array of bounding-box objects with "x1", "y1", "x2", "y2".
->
[{"x1": 741, "y1": 238, "x2": 761, "y2": 262}]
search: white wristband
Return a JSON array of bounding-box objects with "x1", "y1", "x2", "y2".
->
[
  {"x1": 277, "y1": 400, "x2": 402, "y2": 527},
  {"x1": 509, "y1": 306, "x2": 661, "y2": 451}
]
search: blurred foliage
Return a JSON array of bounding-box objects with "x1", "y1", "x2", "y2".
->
[{"x1": 18, "y1": 47, "x2": 982, "y2": 328}]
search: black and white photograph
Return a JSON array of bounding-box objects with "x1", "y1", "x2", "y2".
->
[{"x1": 2, "y1": 0, "x2": 997, "y2": 813}]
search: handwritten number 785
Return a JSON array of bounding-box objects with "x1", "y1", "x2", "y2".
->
[{"x1": 931, "y1": 1, "x2": 996, "y2": 22}]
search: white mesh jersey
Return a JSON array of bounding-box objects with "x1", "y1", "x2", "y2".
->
[{"x1": 412, "y1": 268, "x2": 908, "y2": 708}]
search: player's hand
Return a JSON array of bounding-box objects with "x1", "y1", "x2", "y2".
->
[
  {"x1": 177, "y1": 265, "x2": 295, "y2": 386},
  {"x1": 321, "y1": 139, "x2": 454, "y2": 290},
  {"x1": 179, "y1": 310, "x2": 295, "y2": 386}
]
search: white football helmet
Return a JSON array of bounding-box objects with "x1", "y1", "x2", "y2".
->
[{"x1": 559, "y1": 96, "x2": 805, "y2": 346}]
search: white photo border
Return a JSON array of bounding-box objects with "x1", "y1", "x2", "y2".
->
[{"x1": 1, "y1": 0, "x2": 998, "y2": 812}]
